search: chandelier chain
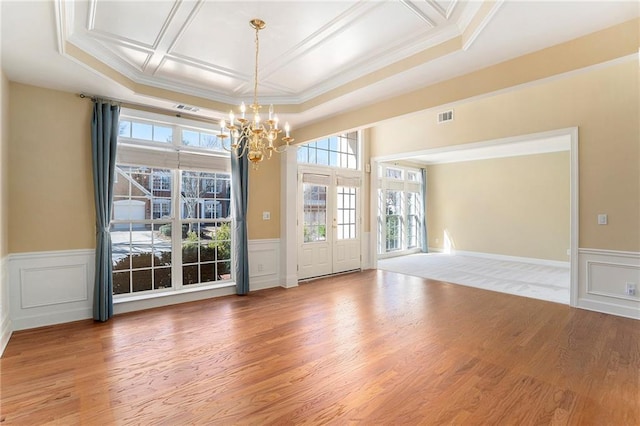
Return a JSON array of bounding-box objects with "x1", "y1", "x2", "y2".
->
[{"x1": 253, "y1": 25, "x2": 260, "y2": 108}]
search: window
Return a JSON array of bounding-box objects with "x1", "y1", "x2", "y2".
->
[
  {"x1": 112, "y1": 110, "x2": 232, "y2": 297},
  {"x1": 112, "y1": 166, "x2": 173, "y2": 294},
  {"x1": 386, "y1": 167, "x2": 403, "y2": 180},
  {"x1": 377, "y1": 164, "x2": 424, "y2": 256},
  {"x1": 153, "y1": 171, "x2": 171, "y2": 191},
  {"x1": 385, "y1": 190, "x2": 403, "y2": 251},
  {"x1": 119, "y1": 119, "x2": 173, "y2": 143},
  {"x1": 336, "y1": 186, "x2": 357, "y2": 240},
  {"x1": 297, "y1": 131, "x2": 359, "y2": 169},
  {"x1": 303, "y1": 184, "x2": 327, "y2": 243}
]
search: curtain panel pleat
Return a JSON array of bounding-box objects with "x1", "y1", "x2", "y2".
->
[
  {"x1": 231, "y1": 136, "x2": 250, "y2": 295},
  {"x1": 91, "y1": 101, "x2": 120, "y2": 321}
]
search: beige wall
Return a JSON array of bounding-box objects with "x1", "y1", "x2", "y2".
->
[
  {"x1": 247, "y1": 157, "x2": 280, "y2": 239},
  {"x1": 9, "y1": 83, "x2": 95, "y2": 253},
  {"x1": 426, "y1": 152, "x2": 570, "y2": 261},
  {"x1": 7, "y1": 83, "x2": 280, "y2": 254},
  {"x1": 370, "y1": 59, "x2": 639, "y2": 252}
]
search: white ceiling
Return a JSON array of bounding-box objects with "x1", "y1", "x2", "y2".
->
[{"x1": 1, "y1": 1, "x2": 638, "y2": 129}]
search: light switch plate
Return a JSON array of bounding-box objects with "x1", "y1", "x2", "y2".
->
[
  {"x1": 597, "y1": 214, "x2": 608, "y2": 225},
  {"x1": 262, "y1": 211, "x2": 270, "y2": 220}
]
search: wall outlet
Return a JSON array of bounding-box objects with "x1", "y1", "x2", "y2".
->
[
  {"x1": 625, "y1": 283, "x2": 636, "y2": 296},
  {"x1": 597, "y1": 214, "x2": 608, "y2": 225},
  {"x1": 262, "y1": 211, "x2": 270, "y2": 220}
]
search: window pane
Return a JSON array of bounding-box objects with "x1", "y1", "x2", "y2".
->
[
  {"x1": 132, "y1": 122, "x2": 153, "y2": 140},
  {"x1": 201, "y1": 133, "x2": 222, "y2": 151},
  {"x1": 153, "y1": 125, "x2": 173, "y2": 143},
  {"x1": 303, "y1": 184, "x2": 327, "y2": 243},
  {"x1": 182, "y1": 130, "x2": 199, "y2": 146},
  {"x1": 316, "y1": 138, "x2": 329, "y2": 150},
  {"x1": 297, "y1": 145, "x2": 308, "y2": 163},
  {"x1": 119, "y1": 121, "x2": 131, "y2": 137}
]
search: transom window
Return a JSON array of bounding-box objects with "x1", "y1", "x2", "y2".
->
[{"x1": 297, "y1": 131, "x2": 359, "y2": 169}]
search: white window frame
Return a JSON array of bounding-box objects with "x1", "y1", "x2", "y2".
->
[
  {"x1": 377, "y1": 164, "x2": 423, "y2": 259},
  {"x1": 112, "y1": 109, "x2": 234, "y2": 301}
]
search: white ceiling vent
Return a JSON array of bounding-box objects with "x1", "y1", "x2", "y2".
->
[
  {"x1": 438, "y1": 109, "x2": 454, "y2": 124},
  {"x1": 175, "y1": 104, "x2": 200, "y2": 112}
]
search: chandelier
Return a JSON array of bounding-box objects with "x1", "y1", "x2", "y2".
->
[{"x1": 218, "y1": 19, "x2": 293, "y2": 169}]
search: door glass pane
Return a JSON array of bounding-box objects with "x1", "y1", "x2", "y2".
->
[
  {"x1": 303, "y1": 184, "x2": 327, "y2": 243},
  {"x1": 336, "y1": 186, "x2": 357, "y2": 240}
]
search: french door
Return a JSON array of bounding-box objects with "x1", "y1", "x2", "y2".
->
[{"x1": 298, "y1": 169, "x2": 361, "y2": 280}]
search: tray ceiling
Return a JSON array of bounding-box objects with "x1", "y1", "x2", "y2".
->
[{"x1": 1, "y1": 1, "x2": 638, "y2": 127}]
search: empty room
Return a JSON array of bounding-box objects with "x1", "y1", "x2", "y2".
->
[{"x1": 1, "y1": 1, "x2": 639, "y2": 424}]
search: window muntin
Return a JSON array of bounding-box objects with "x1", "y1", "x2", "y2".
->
[
  {"x1": 180, "y1": 170, "x2": 231, "y2": 286},
  {"x1": 181, "y1": 221, "x2": 231, "y2": 286},
  {"x1": 297, "y1": 131, "x2": 359, "y2": 170},
  {"x1": 111, "y1": 166, "x2": 174, "y2": 295},
  {"x1": 336, "y1": 186, "x2": 357, "y2": 240}
]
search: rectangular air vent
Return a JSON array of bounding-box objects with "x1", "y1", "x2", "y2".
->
[
  {"x1": 438, "y1": 109, "x2": 454, "y2": 123},
  {"x1": 175, "y1": 104, "x2": 200, "y2": 112}
]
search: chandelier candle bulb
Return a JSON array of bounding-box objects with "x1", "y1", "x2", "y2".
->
[
  {"x1": 240, "y1": 102, "x2": 246, "y2": 119},
  {"x1": 229, "y1": 111, "x2": 234, "y2": 125},
  {"x1": 274, "y1": 115, "x2": 279, "y2": 129},
  {"x1": 285, "y1": 122, "x2": 290, "y2": 138},
  {"x1": 269, "y1": 104, "x2": 274, "y2": 120}
]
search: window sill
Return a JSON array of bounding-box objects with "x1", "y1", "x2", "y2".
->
[{"x1": 114, "y1": 281, "x2": 236, "y2": 305}]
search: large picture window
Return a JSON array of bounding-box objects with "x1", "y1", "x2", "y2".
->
[{"x1": 112, "y1": 110, "x2": 232, "y2": 297}]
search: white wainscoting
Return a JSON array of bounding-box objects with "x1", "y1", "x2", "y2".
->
[
  {"x1": 7, "y1": 239, "x2": 283, "y2": 332},
  {"x1": 578, "y1": 249, "x2": 640, "y2": 320},
  {"x1": 8, "y1": 249, "x2": 95, "y2": 331},
  {"x1": 1, "y1": 255, "x2": 12, "y2": 356},
  {"x1": 248, "y1": 239, "x2": 281, "y2": 290}
]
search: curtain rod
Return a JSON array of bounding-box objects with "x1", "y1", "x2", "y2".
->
[{"x1": 77, "y1": 93, "x2": 219, "y2": 125}]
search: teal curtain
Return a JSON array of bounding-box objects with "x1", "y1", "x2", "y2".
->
[
  {"x1": 421, "y1": 168, "x2": 428, "y2": 253},
  {"x1": 91, "y1": 100, "x2": 120, "y2": 321},
  {"x1": 231, "y1": 136, "x2": 250, "y2": 295}
]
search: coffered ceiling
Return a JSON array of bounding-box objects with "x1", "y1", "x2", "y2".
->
[{"x1": 1, "y1": 1, "x2": 638, "y2": 129}]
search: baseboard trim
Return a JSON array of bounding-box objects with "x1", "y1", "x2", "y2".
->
[
  {"x1": 12, "y1": 307, "x2": 93, "y2": 331},
  {"x1": 577, "y1": 298, "x2": 640, "y2": 321},
  {"x1": 439, "y1": 250, "x2": 570, "y2": 268}
]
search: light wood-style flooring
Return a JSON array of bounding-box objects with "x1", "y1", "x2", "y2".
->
[{"x1": 1, "y1": 270, "x2": 639, "y2": 424}]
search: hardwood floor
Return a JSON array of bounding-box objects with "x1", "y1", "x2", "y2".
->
[{"x1": 1, "y1": 270, "x2": 639, "y2": 425}]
